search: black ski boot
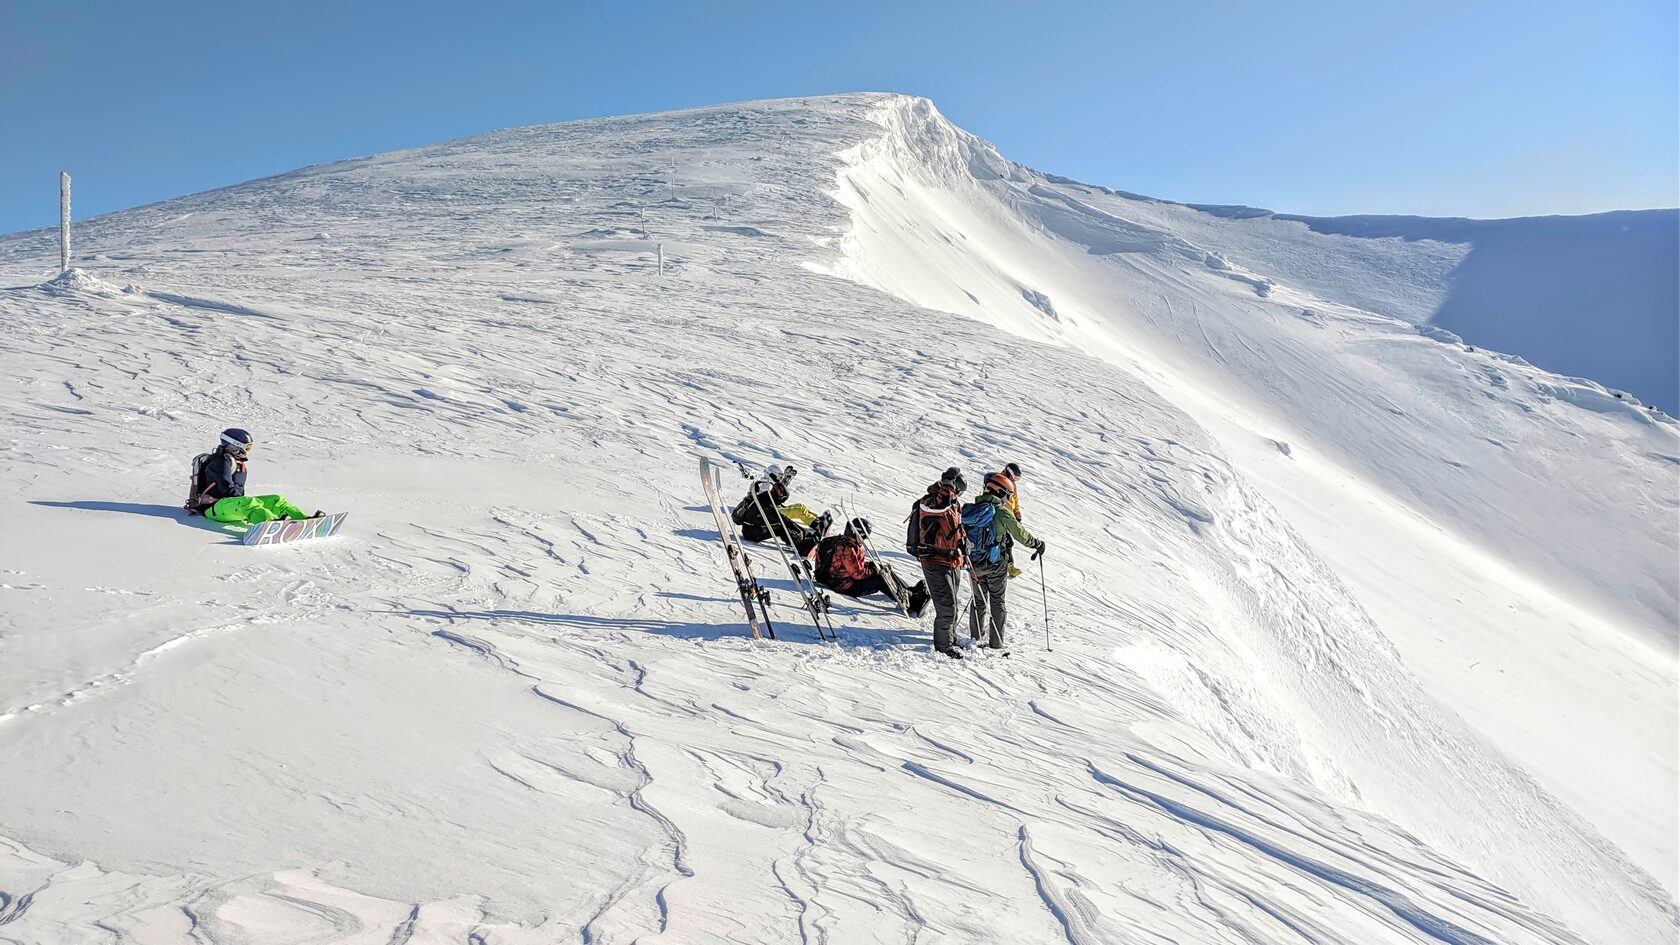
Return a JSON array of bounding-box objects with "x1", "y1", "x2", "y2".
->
[{"x1": 906, "y1": 581, "x2": 930, "y2": 618}]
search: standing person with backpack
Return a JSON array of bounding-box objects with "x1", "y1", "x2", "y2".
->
[
  {"x1": 1000, "y1": 462, "x2": 1024, "y2": 519},
  {"x1": 814, "y1": 518, "x2": 930, "y2": 614},
  {"x1": 963, "y1": 473, "x2": 1044, "y2": 653},
  {"x1": 907, "y1": 471, "x2": 968, "y2": 659},
  {"x1": 999, "y1": 462, "x2": 1026, "y2": 577}
]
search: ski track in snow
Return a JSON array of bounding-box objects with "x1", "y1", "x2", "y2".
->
[{"x1": 0, "y1": 93, "x2": 1673, "y2": 944}]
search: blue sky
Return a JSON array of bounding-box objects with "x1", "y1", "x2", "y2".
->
[{"x1": 3, "y1": 1, "x2": 1675, "y2": 234}]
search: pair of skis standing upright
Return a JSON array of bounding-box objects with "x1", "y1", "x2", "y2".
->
[
  {"x1": 700, "y1": 457, "x2": 832, "y2": 641},
  {"x1": 700, "y1": 457, "x2": 900, "y2": 641}
]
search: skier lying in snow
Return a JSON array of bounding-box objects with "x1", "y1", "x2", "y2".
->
[
  {"x1": 814, "y1": 518, "x2": 930, "y2": 615},
  {"x1": 732, "y1": 464, "x2": 831, "y2": 556},
  {"x1": 184, "y1": 428, "x2": 322, "y2": 525}
]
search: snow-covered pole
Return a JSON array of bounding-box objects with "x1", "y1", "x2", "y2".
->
[
  {"x1": 657, "y1": 242, "x2": 665, "y2": 277},
  {"x1": 58, "y1": 172, "x2": 71, "y2": 272}
]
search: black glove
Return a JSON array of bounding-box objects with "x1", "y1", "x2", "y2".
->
[{"x1": 1031, "y1": 541, "x2": 1046, "y2": 561}]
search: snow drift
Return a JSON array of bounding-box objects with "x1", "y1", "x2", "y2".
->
[{"x1": 0, "y1": 93, "x2": 1673, "y2": 945}]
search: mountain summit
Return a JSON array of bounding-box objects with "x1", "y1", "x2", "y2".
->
[{"x1": 1, "y1": 93, "x2": 1673, "y2": 944}]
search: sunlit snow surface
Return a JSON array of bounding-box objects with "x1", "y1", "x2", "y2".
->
[{"x1": 0, "y1": 94, "x2": 1674, "y2": 944}]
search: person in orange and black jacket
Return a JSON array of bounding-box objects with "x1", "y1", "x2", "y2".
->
[
  {"x1": 907, "y1": 470, "x2": 967, "y2": 659},
  {"x1": 815, "y1": 518, "x2": 929, "y2": 615}
]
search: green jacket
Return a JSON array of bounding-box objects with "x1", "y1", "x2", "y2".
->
[{"x1": 974, "y1": 492, "x2": 1039, "y2": 554}]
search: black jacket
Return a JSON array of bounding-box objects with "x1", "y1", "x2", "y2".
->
[
  {"x1": 201, "y1": 448, "x2": 247, "y2": 500},
  {"x1": 732, "y1": 481, "x2": 789, "y2": 533}
]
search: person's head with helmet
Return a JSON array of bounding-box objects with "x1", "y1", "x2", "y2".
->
[
  {"x1": 844, "y1": 516, "x2": 871, "y2": 542},
  {"x1": 219, "y1": 428, "x2": 254, "y2": 461},
  {"x1": 983, "y1": 472, "x2": 1015, "y2": 497},
  {"x1": 759, "y1": 464, "x2": 798, "y2": 503},
  {"x1": 928, "y1": 466, "x2": 966, "y2": 502}
]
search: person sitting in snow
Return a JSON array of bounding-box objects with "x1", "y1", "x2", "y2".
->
[
  {"x1": 814, "y1": 517, "x2": 930, "y2": 615},
  {"x1": 184, "y1": 428, "x2": 321, "y2": 525},
  {"x1": 732, "y1": 464, "x2": 831, "y2": 556}
]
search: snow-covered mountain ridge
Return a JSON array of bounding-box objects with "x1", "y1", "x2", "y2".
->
[{"x1": 1, "y1": 92, "x2": 1673, "y2": 944}]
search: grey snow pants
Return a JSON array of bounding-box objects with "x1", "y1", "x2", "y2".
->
[
  {"x1": 919, "y1": 560, "x2": 962, "y2": 651},
  {"x1": 969, "y1": 562, "x2": 1009, "y2": 648}
]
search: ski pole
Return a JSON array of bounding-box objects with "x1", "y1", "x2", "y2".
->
[
  {"x1": 1039, "y1": 555, "x2": 1051, "y2": 652},
  {"x1": 966, "y1": 563, "x2": 987, "y2": 645}
]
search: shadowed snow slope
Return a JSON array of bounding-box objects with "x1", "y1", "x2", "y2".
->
[
  {"x1": 0, "y1": 93, "x2": 1674, "y2": 945},
  {"x1": 1211, "y1": 208, "x2": 1679, "y2": 415}
]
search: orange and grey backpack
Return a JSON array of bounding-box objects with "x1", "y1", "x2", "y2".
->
[{"x1": 908, "y1": 482, "x2": 966, "y2": 567}]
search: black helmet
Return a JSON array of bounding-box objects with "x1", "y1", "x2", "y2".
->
[
  {"x1": 1003, "y1": 462, "x2": 1022, "y2": 479},
  {"x1": 845, "y1": 517, "x2": 871, "y2": 541},
  {"x1": 940, "y1": 466, "x2": 967, "y2": 494},
  {"x1": 219, "y1": 427, "x2": 254, "y2": 458}
]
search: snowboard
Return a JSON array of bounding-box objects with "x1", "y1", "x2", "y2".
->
[{"x1": 242, "y1": 512, "x2": 348, "y2": 546}]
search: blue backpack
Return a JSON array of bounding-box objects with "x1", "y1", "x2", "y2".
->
[{"x1": 961, "y1": 502, "x2": 1002, "y2": 564}]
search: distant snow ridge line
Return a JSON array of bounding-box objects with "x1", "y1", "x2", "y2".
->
[
  {"x1": 822, "y1": 93, "x2": 1677, "y2": 937},
  {"x1": 824, "y1": 93, "x2": 1675, "y2": 638}
]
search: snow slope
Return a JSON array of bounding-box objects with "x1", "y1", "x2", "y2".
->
[
  {"x1": 1233, "y1": 209, "x2": 1678, "y2": 415},
  {"x1": 1, "y1": 93, "x2": 1674, "y2": 945},
  {"x1": 819, "y1": 94, "x2": 1680, "y2": 895}
]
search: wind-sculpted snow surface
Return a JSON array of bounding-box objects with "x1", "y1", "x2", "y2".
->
[
  {"x1": 0, "y1": 94, "x2": 1673, "y2": 944},
  {"x1": 821, "y1": 94, "x2": 1679, "y2": 900}
]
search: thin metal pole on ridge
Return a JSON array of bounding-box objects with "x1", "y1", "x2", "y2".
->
[
  {"x1": 59, "y1": 172, "x2": 71, "y2": 273},
  {"x1": 714, "y1": 464, "x2": 776, "y2": 638}
]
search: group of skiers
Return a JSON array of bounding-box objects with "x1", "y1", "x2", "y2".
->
[
  {"x1": 184, "y1": 426, "x2": 1044, "y2": 659},
  {"x1": 733, "y1": 462, "x2": 1044, "y2": 659}
]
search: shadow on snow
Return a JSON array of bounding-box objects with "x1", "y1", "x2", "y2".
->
[{"x1": 29, "y1": 499, "x2": 245, "y2": 537}]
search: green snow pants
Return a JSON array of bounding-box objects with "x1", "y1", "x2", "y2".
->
[{"x1": 206, "y1": 494, "x2": 311, "y2": 525}]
